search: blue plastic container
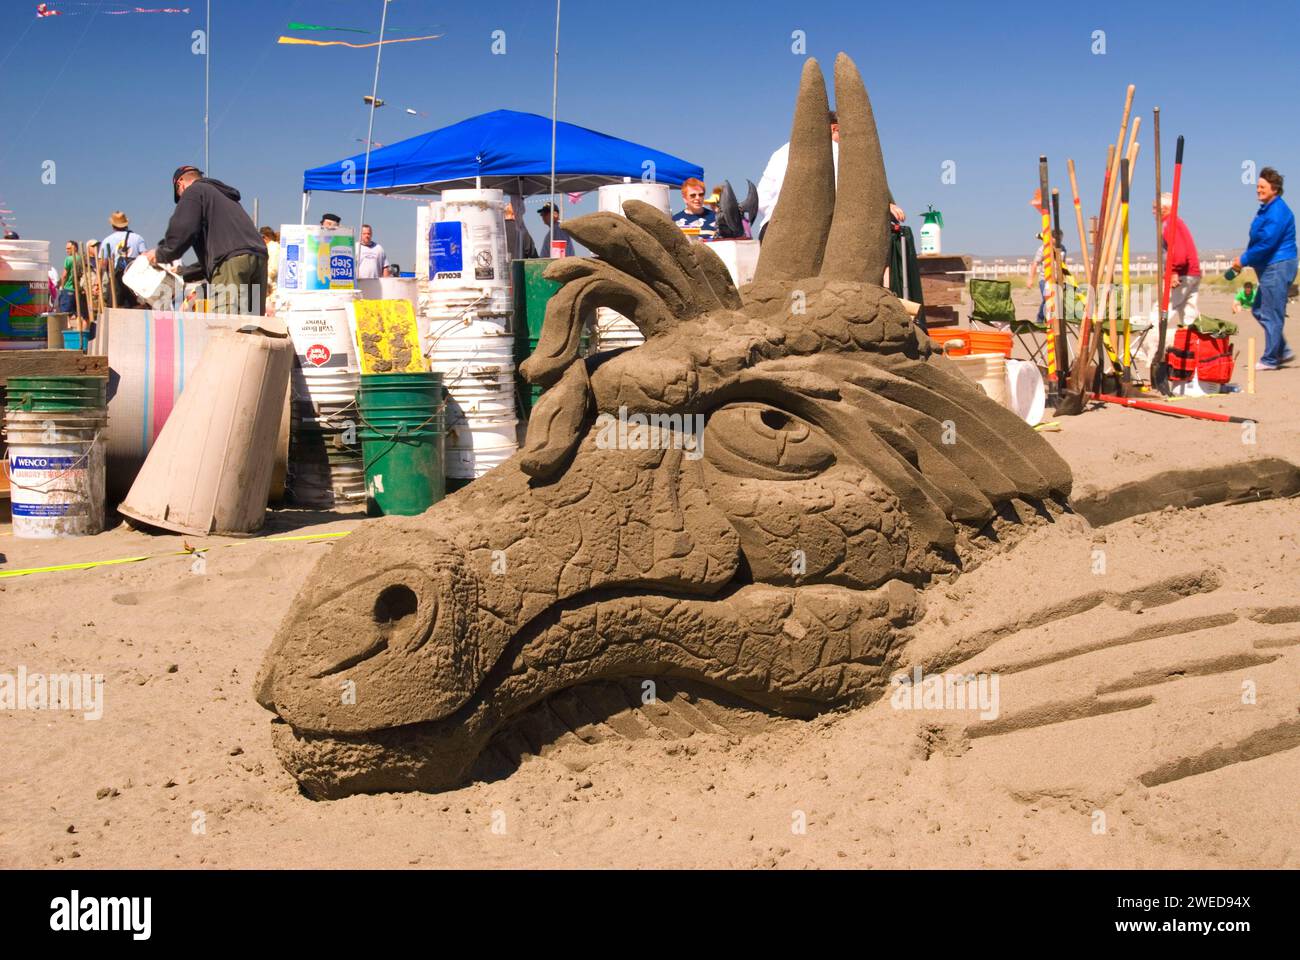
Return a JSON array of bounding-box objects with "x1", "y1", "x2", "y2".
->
[{"x1": 62, "y1": 329, "x2": 88, "y2": 351}]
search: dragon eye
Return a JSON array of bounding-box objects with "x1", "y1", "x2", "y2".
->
[{"x1": 704, "y1": 404, "x2": 834, "y2": 479}]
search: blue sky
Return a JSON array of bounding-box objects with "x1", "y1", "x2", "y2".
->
[{"x1": 1, "y1": 0, "x2": 1296, "y2": 268}]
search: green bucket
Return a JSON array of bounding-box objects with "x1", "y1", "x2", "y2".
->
[
  {"x1": 6, "y1": 376, "x2": 107, "y2": 413},
  {"x1": 513, "y1": 260, "x2": 562, "y2": 419},
  {"x1": 358, "y1": 373, "x2": 446, "y2": 517}
]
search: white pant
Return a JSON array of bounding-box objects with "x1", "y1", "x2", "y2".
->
[{"x1": 1169, "y1": 274, "x2": 1200, "y2": 326}]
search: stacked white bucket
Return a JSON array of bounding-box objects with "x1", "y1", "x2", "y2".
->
[
  {"x1": 592, "y1": 182, "x2": 671, "y2": 352},
  {"x1": 419, "y1": 189, "x2": 517, "y2": 483},
  {"x1": 277, "y1": 224, "x2": 365, "y2": 508}
]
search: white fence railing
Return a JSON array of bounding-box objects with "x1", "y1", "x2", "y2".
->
[{"x1": 969, "y1": 257, "x2": 1237, "y2": 280}]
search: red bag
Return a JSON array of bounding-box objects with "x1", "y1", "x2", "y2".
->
[
  {"x1": 1195, "y1": 334, "x2": 1235, "y2": 384},
  {"x1": 1166, "y1": 328, "x2": 1235, "y2": 384}
]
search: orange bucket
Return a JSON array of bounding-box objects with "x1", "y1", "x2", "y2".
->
[
  {"x1": 969, "y1": 330, "x2": 1013, "y2": 358},
  {"x1": 927, "y1": 327, "x2": 971, "y2": 356}
]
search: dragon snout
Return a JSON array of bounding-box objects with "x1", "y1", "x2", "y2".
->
[{"x1": 256, "y1": 526, "x2": 485, "y2": 736}]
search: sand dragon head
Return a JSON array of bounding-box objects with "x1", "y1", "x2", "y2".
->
[{"x1": 255, "y1": 54, "x2": 1072, "y2": 798}]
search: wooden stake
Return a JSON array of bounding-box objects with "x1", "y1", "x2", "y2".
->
[
  {"x1": 1094, "y1": 131, "x2": 1141, "y2": 378},
  {"x1": 71, "y1": 245, "x2": 84, "y2": 327},
  {"x1": 1072, "y1": 85, "x2": 1135, "y2": 391},
  {"x1": 1068, "y1": 144, "x2": 1115, "y2": 395},
  {"x1": 1067, "y1": 159, "x2": 1092, "y2": 283},
  {"x1": 1120, "y1": 156, "x2": 1132, "y2": 379}
]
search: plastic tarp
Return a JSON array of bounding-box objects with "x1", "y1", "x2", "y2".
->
[{"x1": 302, "y1": 109, "x2": 703, "y2": 196}]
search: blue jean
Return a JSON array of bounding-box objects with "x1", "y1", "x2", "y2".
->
[
  {"x1": 58, "y1": 289, "x2": 77, "y2": 314},
  {"x1": 1253, "y1": 257, "x2": 1297, "y2": 366}
]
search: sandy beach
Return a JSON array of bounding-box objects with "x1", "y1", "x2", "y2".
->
[{"x1": 2, "y1": 288, "x2": 1296, "y2": 870}]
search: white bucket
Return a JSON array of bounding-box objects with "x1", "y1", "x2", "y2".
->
[
  {"x1": 950, "y1": 353, "x2": 1012, "y2": 409},
  {"x1": 447, "y1": 442, "x2": 515, "y2": 479},
  {"x1": 416, "y1": 205, "x2": 431, "y2": 283},
  {"x1": 5, "y1": 409, "x2": 106, "y2": 538},
  {"x1": 427, "y1": 316, "x2": 514, "y2": 370},
  {"x1": 0, "y1": 239, "x2": 52, "y2": 350},
  {"x1": 281, "y1": 289, "x2": 359, "y2": 391},
  {"x1": 597, "y1": 181, "x2": 671, "y2": 217},
  {"x1": 446, "y1": 416, "x2": 518, "y2": 479},
  {"x1": 278, "y1": 225, "x2": 356, "y2": 293},
  {"x1": 593, "y1": 311, "x2": 645, "y2": 352},
  {"x1": 427, "y1": 314, "x2": 518, "y2": 476},
  {"x1": 123, "y1": 257, "x2": 182, "y2": 310},
  {"x1": 1004, "y1": 359, "x2": 1046, "y2": 426},
  {"x1": 425, "y1": 189, "x2": 511, "y2": 316},
  {"x1": 707, "y1": 238, "x2": 761, "y2": 289}
]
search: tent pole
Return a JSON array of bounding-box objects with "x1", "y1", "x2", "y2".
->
[
  {"x1": 301, "y1": 192, "x2": 310, "y2": 224},
  {"x1": 204, "y1": 0, "x2": 211, "y2": 172},
  {"x1": 359, "y1": 0, "x2": 391, "y2": 230},
  {"x1": 549, "y1": 0, "x2": 561, "y2": 252}
]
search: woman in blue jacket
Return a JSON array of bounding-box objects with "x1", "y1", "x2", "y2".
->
[{"x1": 1232, "y1": 167, "x2": 1297, "y2": 370}]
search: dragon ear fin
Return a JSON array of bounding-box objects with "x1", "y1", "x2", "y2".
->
[
  {"x1": 620, "y1": 199, "x2": 723, "y2": 311},
  {"x1": 520, "y1": 360, "x2": 593, "y2": 481},
  {"x1": 691, "y1": 242, "x2": 743, "y2": 310},
  {"x1": 741, "y1": 180, "x2": 759, "y2": 222},
  {"x1": 716, "y1": 181, "x2": 742, "y2": 239},
  {"x1": 519, "y1": 260, "x2": 590, "y2": 387}
]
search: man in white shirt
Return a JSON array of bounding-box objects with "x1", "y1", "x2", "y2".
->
[{"x1": 356, "y1": 224, "x2": 388, "y2": 279}]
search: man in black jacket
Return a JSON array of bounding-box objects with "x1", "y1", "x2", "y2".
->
[{"x1": 145, "y1": 165, "x2": 268, "y2": 314}]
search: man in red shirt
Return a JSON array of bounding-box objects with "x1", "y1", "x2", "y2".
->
[{"x1": 1155, "y1": 192, "x2": 1201, "y2": 326}]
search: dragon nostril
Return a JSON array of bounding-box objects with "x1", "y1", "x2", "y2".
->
[{"x1": 374, "y1": 585, "x2": 419, "y2": 627}]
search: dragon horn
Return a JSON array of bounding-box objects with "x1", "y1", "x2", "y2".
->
[
  {"x1": 753, "y1": 57, "x2": 835, "y2": 282},
  {"x1": 820, "y1": 52, "x2": 892, "y2": 282}
]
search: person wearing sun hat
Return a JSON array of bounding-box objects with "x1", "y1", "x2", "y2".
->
[
  {"x1": 145, "y1": 164, "x2": 268, "y2": 314},
  {"x1": 100, "y1": 211, "x2": 146, "y2": 307}
]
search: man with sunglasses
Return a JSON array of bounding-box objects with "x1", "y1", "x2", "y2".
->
[{"x1": 672, "y1": 178, "x2": 718, "y2": 240}]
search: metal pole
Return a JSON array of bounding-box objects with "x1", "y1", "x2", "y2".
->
[
  {"x1": 204, "y1": 0, "x2": 211, "y2": 171},
  {"x1": 359, "y1": 0, "x2": 390, "y2": 230},
  {"x1": 548, "y1": 0, "x2": 561, "y2": 252}
]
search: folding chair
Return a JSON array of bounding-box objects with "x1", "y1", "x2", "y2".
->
[
  {"x1": 970, "y1": 278, "x2": 1086, "y2": 368},
  {"x1": 968, "y1": 278, "x2": 1042, "y2": 361}
]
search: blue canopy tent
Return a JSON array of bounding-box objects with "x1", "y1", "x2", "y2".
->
[{"x1": 302, "y1": 109, "x2": 703, "y2": 198}]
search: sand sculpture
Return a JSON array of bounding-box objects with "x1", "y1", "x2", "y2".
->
[{"x1": 256, "y1": 53, "x2": 1074, "y2": 798}]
